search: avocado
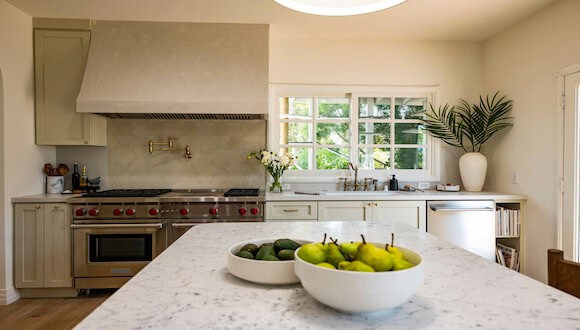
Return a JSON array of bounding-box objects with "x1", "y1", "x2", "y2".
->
[
  {"x1": 239, "y1": 243, "x2": 259, "y2": 255},
  {"x1": 274, "y1": 239, "x2": 301, "y2": 251},
  {"x1": 236, "y1": 250, "x2": 255, "y2": 259},
  {"x1": 277, "y1": 249, "x2": 295, "y2": 260},
  {"x1": 255, "y1": 245, "x2": 276, "y2": 260},
  {"x1": 262, "y1": 255, "x2": 280, "y2": 261}
]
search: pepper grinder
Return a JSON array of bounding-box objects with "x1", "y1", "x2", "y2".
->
[{"x1": 389, "y1": 175, "x2": 399, "y2": 191}]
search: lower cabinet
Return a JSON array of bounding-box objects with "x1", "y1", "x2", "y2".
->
[
  {"x1": 318, "y1": 201, "x2": 426, "y2": 231},
  {"x1": 265, "y1": 201, "x2": 318, "y2": 221},
  {"x1": 14, "y1": 203, "x2": 73, "y2": 289}
]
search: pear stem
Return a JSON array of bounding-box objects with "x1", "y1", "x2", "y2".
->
[
  {"x1": 391, "y1": 233, "x2": 395, "y2": 247},
  {"x1": 360, "y1": 234, "x2": 366, "y2": 245},
  {"x1": 322, "y1": 233, "x2": 327, "y2": 244}
]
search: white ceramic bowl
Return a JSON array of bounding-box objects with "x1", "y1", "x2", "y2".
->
[
  {"x1": 294, "y1": 243, "x2": 424, "y2": 314},
  {"x1": 227, "y1": 238, "x2": 311, "y2": 285}
]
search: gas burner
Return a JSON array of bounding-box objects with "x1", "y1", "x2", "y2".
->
[
  {"x1": 224, "y1": 188, "x2": 259, "y2": 197},
  {"x1": 82, "y1": 189, "x2": 172, "y2": 198}
]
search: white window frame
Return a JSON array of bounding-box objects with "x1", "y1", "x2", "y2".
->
[{"x1": 269, "y1": 84, "x2": 441, "y2": 183}]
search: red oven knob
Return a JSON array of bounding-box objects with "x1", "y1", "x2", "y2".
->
[
  {"x1": 126, "y1": 208, "x2": 136, "y2": 216},
  {"x1": 209, "y1": 207, "x2": 218, "y2": 216},
  {"x1": 149, "y1": 208, "x2": 159, "y2": 216},
  {"x1": 88, "y1": 208, "x2": 99, "y2": 216},
  {"x1": 75, "y1": 208, "x2": 87, "y2": 216},
  {"x1": 113, "y1": 208, "x2": 123, "y2": 216},
  {"x1": 250, "y1": 207, "x2": 260, "y2": 215},
  {"x1": 239, "y1": 207, "x2": 247, "y2": 216},
  {"x1": 180, "y1": 208, "x2": 189, "y2": 216}
]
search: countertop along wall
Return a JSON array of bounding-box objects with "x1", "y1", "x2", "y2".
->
[
  {"x1": 483, "y1": 0, "x2": 580, "y2": 283},
  {"x1": 0, "y1": 0, "x2": 56, "y2": 305}
]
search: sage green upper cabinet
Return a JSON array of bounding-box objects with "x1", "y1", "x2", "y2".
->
[{"x1": 34, "y1": 19, "x2": 107, "y2": 146}]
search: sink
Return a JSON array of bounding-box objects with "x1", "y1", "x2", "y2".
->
[{"x1": 318, "y1": 191, "x2": 406, "y2": 196}]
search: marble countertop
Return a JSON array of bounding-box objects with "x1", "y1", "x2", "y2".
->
[
  {"x1": 76, "y1": 221, "x2": 578, "y2": 329},
  {"x1": 266, "y1": 190, "x2": 527, "y2": 202},
  {"x1": 11, "y1": 193, "x2": 82, "y2": 203}
]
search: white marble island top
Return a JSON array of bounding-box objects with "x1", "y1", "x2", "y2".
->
[{"x1": 76, "y1": 221, "x2": 579, "y2": 329}]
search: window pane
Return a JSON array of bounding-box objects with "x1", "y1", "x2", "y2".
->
[
  {"x1": 281, "y1": 147, "x2": 311, "y2": 170},
  {"x1": 395, "y1": 98, "x2": 427, "y2": 119},
  {"x1": 394, "y1": 123, "x2": 426, "y2": 145},
  {"x1": 394, "y1": 148, "x2": 425, "y2": 169},
  {"x1": 359, "y1": 147, "x2": 390, "y2": 169},
  {"x1": 280, "y1": 122, "x2": 312, "y2": 144},
  {"x1": 318, "y1": 97, "x2": 349, "y2": 119},
  {"x1": 359, "y1": 97, "x2": 391, "y2": 119},
  {"x1": 316, "y1": 148, "x2": 349, "y2": 170},
  {"x1": 316, "y1": 123, "x2": 349, "y2": 145},
  {"x1": 280, "y1": 97, "x2": 312, "y2": 119},
  {"x1": 358, "y1": 123, "x2": 390, "y2": 144}
]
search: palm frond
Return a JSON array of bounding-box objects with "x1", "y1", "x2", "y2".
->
[{"x1": 422, "y1": 104, "x2": 466, "y2": 152}]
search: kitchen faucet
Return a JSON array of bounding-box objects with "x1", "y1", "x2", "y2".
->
[{"x1": 340, "y1": 162, "x2": 376, "y2": 191}]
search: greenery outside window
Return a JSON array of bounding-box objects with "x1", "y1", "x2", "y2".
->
[{"x1": 270, "y1": 85, "x2": 440, "y2": 182}]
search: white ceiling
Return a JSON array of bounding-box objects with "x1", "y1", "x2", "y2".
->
[{"x1": 7, "y1": 0, "x2": 558, "y2": 41}]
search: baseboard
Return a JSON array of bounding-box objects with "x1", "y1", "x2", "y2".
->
[
  {"x1": 19, "y1": 288, "x2": 78, "y2": 298},
  {"x1": 0, "y1": 287, "x2": 20, "y2": 305}
]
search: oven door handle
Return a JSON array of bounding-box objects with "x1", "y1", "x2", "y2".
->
[{"x1": 71, "y1": 223, "x2": 164, "y2": 229}]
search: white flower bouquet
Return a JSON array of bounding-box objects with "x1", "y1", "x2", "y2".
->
[{"x1": 247, "y1": 149, "x2": 297, "y2": 192}]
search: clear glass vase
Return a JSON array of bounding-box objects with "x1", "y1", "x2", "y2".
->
[{"x1": 270, "y1": 175, "x2": 283, "y2": 193}]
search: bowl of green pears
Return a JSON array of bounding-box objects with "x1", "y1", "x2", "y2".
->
[
  {"x1": 227, "y1": 238, "x2": 310, "y2": 285},
  {"x1": 294, "y1": 234, "x2": 424, "y2": 314}
]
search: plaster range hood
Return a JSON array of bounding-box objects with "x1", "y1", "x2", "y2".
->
[{"x1": 76, "y1": 21, "x2": 269, "y2": 119}]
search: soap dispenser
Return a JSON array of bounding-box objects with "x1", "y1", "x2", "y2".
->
[{"x1": 389, "y1": 175, "x2": 399, "y2": 191}]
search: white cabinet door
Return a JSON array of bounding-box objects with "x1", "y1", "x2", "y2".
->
[
  {"x1": 372, "y1": 201, "x2": 426, "y2": 231},
  {"x1": 318, "y1": 201, "x2": 371, "y2": 221},
  {"x1": 14, "y1": 204, "x2": 44, "y2": 288},
  {"x1": 44, "y1": 203, "x2": 72, "y2": 287}
]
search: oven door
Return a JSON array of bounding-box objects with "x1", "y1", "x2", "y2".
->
[{"x1": 72, "y1": 222, "x2": 166, "y2": 278}]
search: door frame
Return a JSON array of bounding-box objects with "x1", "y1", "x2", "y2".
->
[{"x1": 556, "y1": 63, "x2": 580, "y2": 261}]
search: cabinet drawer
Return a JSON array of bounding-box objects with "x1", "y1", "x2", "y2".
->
[{"x1": 266, "y1": 202, "x2": 318, "y2": 220}]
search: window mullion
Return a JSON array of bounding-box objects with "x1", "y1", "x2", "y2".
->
[
  {"x1": 351, "y1": 95, "x2": 359, "y2": 168},
  {"x1": 312, "y1": 97, "x2": 318, "y2": 170}
]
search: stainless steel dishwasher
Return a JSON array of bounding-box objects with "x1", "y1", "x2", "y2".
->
[{"x1": 427, "y1": 201, "x2": 496, "y2": 261}]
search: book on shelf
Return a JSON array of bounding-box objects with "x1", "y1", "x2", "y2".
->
[
  {"x1": 495, "y1": 206, "x2": 520, "y2": 237},
  {"x1": 496, "y1": 242, "x2": 519, "y2": 271}
]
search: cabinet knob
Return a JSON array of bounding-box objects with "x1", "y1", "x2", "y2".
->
[
  {"x1": 54, "y1": 205, "x2": 59, "y2": 209},
  {"x1": 84, "y1": 140, "x2": 89, "y2": 144},
  {"x1": 367, "y1": 203, "x2": 372, "y2": 207},
  {"x1": 374, "y1": 203, "x2": 378, "y2": 206},
  {"x1": 36, "y1": 205, "x2": 41, "y2": 209}
]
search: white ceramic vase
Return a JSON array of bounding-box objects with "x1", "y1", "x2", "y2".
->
[{"x1": 459, "y1": 152, "x2": 487, "y2": 192}]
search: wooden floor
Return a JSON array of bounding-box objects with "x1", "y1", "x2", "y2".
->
[{"x1": 0, "y1": 289, "x2": 114, "y2": 330}]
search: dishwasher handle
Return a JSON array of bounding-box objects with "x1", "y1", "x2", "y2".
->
[{"x1": 429, "y1": 205, "x2": 495, "y2": 212}]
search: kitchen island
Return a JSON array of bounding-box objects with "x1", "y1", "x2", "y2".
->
[{"x1": 76, "y1": 221, "x2": 580, "y2": 329}]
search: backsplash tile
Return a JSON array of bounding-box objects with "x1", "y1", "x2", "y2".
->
[{"x1": 107, "y1": 119, "x2": 266, "y2": 189}]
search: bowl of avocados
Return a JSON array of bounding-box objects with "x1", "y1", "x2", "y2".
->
[
  {"x1": 227, "y1": 238, "x2": 311, "y2": 285},
  {"x1": 294, "y1": 236, "x2": 424, "y2": 314}
]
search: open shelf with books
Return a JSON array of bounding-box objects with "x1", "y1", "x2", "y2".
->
[{"x1": 495, "y1": 201, "x2": 525, "y2": 272}]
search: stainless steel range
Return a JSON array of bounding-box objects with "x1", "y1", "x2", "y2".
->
[{"x1": 69, "y1": 188, "x2": 264, "y2": 289}]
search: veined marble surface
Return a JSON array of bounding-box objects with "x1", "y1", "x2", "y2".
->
[{"x1": 76, "y1": 221, "x2": 579, "y2": 329}]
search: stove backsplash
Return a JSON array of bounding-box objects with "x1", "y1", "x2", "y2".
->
[{"x1": 57, "y1": 119, "x2": 266, "y2": 190}]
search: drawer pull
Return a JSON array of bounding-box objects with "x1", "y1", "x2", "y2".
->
[
  {"x1": 283, "y1": 209, "x2": 299, "y2": 213},
  {"x1": 54, "y1": 205, "x2": 60, "y2": 209},
  {"x1": 36, "y1": 205, "x2": 41, "y2": 209}
]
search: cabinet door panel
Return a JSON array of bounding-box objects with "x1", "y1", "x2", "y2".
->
[
  {"x1": 44, "y1": 204, "x2": 72, "y2": 287},
  {"x1": 14, "y1": 205, "x2": 44, "y2": 288},
  {"x1": 373, "y1": 201, "x2": 426, "y2": 231},
  {"x1": 318, "y1": 201, "x2": 369, "y2": 221},
  {"x1": 266, "y1": 202, "x2": 318, "y2": 221}
]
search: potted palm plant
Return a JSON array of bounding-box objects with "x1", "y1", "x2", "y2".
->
[{"x1": 420, "y1": 92, "x2": 514, "y2": 191}]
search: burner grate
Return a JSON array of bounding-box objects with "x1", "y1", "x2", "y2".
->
[
  {"x1": 224, "y1": 189, "x2": 259, "y2": 197},
  {"x1": 82, "y1": 189, "x2": 172, "y2": 198}
]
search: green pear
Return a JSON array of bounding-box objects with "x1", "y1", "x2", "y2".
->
[
  {"x1": 316, "y1": 262, "x2": 336, "y2": 269},
  {"x1": 386, "y1": 233, "x2": 403, "y2": 258},
  {"x1": 326, "y1": 238, "x2": 347, "y2": 267},
  {"x1": 297, "y1": 233, "x2": 328, "y2": 264},
  {"x1": 337, "y1": 261, "x2": 351, "y2": 270},
  {"x1": 340, "y1": 241, "x2": 361, "y2": 260},
  {"x1": 357, "y1": 235, "x2": 394, "y2": 272},
  {"x1": 392, "y1": 258, "x2": 414, "y2": 271},
  {"x1": 342, "y1": 260, "x2": 375, "y2": 272}
]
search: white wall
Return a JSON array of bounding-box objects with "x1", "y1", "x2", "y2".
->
[
  {"x1": 483, "y1": 0, "x2": 580, "y2": 282},
  {"x1": 0, "y1": 0, "x2": 56, "y2": 304},
  {"x1": 270, "y1": 38, "x2": 484, "y2": 184}
]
